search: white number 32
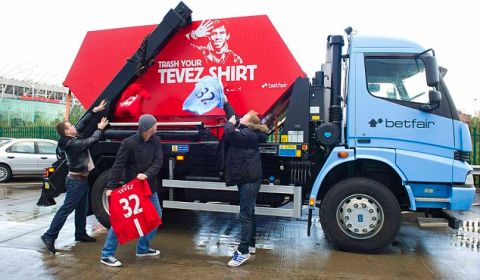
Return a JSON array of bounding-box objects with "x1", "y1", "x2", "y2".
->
[{"x1": 119, "y1": 194, "x2": 143, "y2": 218}]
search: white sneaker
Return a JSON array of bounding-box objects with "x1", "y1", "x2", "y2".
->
[
  {"x1": 100, "y1": 256, "x2": 122, "y2": 267},
  {"x1": 227, "y1": 250, "x2": 251, "y2": 267},
  {"x1": 136, "y1": 248, "x2": 161, "y2": 257},
  {"x1": 249, "y1": 246, "x2": 256, "y2": 254}
]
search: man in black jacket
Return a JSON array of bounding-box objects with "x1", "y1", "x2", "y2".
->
[
  {"x1": 100, "y1": 114, "x2": 163, "y2": 267},
  {"x1": 41, "y1": 100, "x2": 109, "y2": 254},
  {"x1": 222, "y1": 96, "x2": 270, "y2": 267}
]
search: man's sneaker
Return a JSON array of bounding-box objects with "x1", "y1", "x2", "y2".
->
[
  {"x1": 136, "y1": 248, "x2": 160, "y2": 257},
  {"x1": 41, "y1": 234, "x2": 56, "y2": 254},
  {"x1": 100, "y1": 256, "x2": 122, "y2": 267},
  {"x1": 249, "y1": 246, "x2": 256, "y2": 254},
  {"x1": 75, "y1": 234, "x2": 97, "y2": 242},
  {"x1": 227, "y1": 250, "x2": 251, "y2": 267}
]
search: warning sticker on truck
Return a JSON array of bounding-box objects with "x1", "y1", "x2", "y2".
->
[{"x1": 172, "y1": 145, "x2": 189, "y2": 153}]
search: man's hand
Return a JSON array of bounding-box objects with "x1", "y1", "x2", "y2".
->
[
  {"x1": 228, "y1": 115, "x2": 236, "y2": 125},
  {"x1": 137, "y1": 173, "x2": 148, "y2": 180},
  {"x1": 93, "y1": 99, "x2": 107, "y2": 113},
  {"x1": 106, "y1": 190, "x2": 112, "y2": 197},
  {"x1": 193, "y1": 20, "x2": 213, "y2": 38},
  {"x1": 98, "y1": 117, "x2": 109, "y2": 130}
]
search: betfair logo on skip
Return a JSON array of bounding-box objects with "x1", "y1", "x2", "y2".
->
[{"x1": 369, "y1": 118, "x2": 435, "y2": 128}]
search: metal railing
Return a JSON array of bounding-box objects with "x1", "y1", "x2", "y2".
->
[
  {"x1": 162, "y1": 179, "x2": 303, "y2": 218},
  {"x1": 470, "y1": 128, "x2": 480, "y2": 187},
  {"x1": 0, "y1": 126, "x2": 58, "y2": 140},
  {"x1": 471, "y1": 127, "x2": 480, "y2": 165}
]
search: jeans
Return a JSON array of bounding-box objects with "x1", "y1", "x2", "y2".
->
[
  {"x1": 43, "y1": 177, "x2": 89, "y2": 241},
  {"x1": 237, "y1": 181, "x2": 261, "y2": 254},
  {"x1": 101, "y1": 193, "x2": 162, "y2": 258}
]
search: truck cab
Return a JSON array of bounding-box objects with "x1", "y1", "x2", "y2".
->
[{"x1": 307, "y1": 33, "x2": 475, "y2": 252}]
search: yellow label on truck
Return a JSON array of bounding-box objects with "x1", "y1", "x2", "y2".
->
[{"x1": 279, "y1": 145, "x2": 296, "y2": 149}]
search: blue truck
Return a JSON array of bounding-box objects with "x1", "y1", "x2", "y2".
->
[
  {"x1": 305, "y1": 30, "x2": 475, "y2": 252},
  {"x1": 38, "y1": 2, "x2": 476, "y2": 253}
]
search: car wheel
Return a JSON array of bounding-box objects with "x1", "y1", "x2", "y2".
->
[
  {"x1": 91, "y1": 170, "x2": 111, "y2": 228},
  {"x1": 320, "y1": 177, "x2": 401, "y2": 253},
  {"x1": 0, "y1": 164, "x2": 12, "y2": 183}
]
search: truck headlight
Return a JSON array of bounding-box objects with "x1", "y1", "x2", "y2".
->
[{"x1": 465, "y1": 172, "x2": 474, "y2": 186}]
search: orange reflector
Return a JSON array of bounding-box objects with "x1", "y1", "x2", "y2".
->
[
  {"x1": 309, "y1": 198, "x2": 316, "y2": 206},
  {"x1": 176, "y1": 155, "x2": 185, "y2": 161},
  {"x1": 337, "y1": 151, "x2": 349, "y2": 158},
  {"x1": 44, "y1": 167, "x2": 55, "y2": 177},
  {"x1": 301, "y1": 144, "x2": 308, "y2": 151}
]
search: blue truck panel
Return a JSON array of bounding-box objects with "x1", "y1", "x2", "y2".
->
[
  {"x1": 454, "y1": 120, "x2": 473, "y2": 152},
  {"x1": 396, "y1": 149, "x2": 452, "y2": 182}
]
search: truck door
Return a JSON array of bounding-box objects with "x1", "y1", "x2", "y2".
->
[{"x1": 349, "y1": 54, "x2": 455, "y2": 182}]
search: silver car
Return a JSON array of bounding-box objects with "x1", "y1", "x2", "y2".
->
[{"x1": 0, "y1": 138, "x2": 58, "y2": 183}]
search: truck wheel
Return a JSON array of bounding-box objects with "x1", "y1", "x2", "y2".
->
[
  {"x1": 320, "y1": 177, "x2": 400, "y2": 253},
  {"x1": 0, "y1": 164, "x2": 12, "y2": 183},
  {"x1": 91, "y1": 170, "x2": 111, "y2": 228}
]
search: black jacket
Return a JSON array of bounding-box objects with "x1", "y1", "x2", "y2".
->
[
  {"x1": 58, "y1": 112, "x2": 103, "y2": 174},
  {"x1": 223, "y1": 103, "x2": 268, "y2": 186},
  {"x1": 107, "y1": 133, "x2": 163, "y2": 193}
]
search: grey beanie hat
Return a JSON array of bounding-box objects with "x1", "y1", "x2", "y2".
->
[{"x1": 138, "y1": 114, "x2": 157, "y2": 133}]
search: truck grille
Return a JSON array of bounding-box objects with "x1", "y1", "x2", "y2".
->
[{"x1": 454, "y1": 150, "x2": 471, "y2": 162}]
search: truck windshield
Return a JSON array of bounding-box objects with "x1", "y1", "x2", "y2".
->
[{"x1": 365, "y1": 57, "x2": 431, "y2": 104}]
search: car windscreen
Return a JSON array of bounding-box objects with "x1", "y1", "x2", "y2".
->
[{"x1": 0, "y1": 140, "x2": 12, "y2": 147}]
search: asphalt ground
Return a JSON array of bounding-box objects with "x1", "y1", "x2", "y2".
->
[{"x1": 0, "y1": 178, "x2": 479, "y2": 280}]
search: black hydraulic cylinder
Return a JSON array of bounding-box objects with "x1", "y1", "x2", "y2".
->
[
  {"x1": 78, "y1": 2, "x2": 192, "y2": 138},
  {"x1": 328, "y1": 35, "x2": 344, "y2": 132},
  {"x1": 38, "y1": 2, "x2": 193, "y2": 202}
]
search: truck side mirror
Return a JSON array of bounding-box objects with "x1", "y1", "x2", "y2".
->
[
  {"x1": 421, "y1": 55, "x2": 439, "y2": 87},
  {"x1": 420, "y1": 90, "x2": 442, "y2": 112},
  {"x1": 367, "y1": 83, "x2": 380, "y2": 92},
  {"x1": 428, "y1": 90, "x2": 442, "y2": 104}
]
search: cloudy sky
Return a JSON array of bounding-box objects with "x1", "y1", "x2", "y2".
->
[{"x1": 1, "y1": 0, "x2": 478, "y2": 114}]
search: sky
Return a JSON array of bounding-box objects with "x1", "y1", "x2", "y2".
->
[{"x1": 1, "y1": 0, "x2": 479, "y2": 114}]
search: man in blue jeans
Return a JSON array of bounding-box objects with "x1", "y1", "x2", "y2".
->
[
  {"x1": 221, "y1": 96, "x2": 269, "y2": 267},
  {"x1": 41, "y1": 100, "x2": 108, "y2": 254},
  {"x1": 100, "y1": 114, "x2": 163, "y2": 267}
]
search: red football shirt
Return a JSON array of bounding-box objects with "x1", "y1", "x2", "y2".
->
[
  {"x1": 109, "y1": 179, "x2": 162, "y2": 244},
  {"x1": 113, "y1": 82, "x2": 151, "y2": 120}
]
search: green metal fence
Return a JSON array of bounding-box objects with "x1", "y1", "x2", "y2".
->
[
  {"x1": 0, "y1": 127, "x2": 58, "y2": 140},
  {"x1": 471, "y1": 127, "x2": 480, "y2": 165}
]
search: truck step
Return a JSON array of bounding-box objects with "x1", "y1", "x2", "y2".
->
[
  {"x1": 162, "y1": 179, "x2": 303, "y2": 218},
  {"x1": 415, "y1": 197, "x2": 450, "y2": 203},
  {"x1": 417, "y1": 217, "x2": 449, "y2": 227}
]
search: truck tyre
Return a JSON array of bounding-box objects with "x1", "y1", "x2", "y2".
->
[
  {"x1": 91, "y1": 170, "x2": 111, "y2": 228},
  {"x1": 0, "y1": 164, "x2": 12, "y2": 183},
  {"x1": 320, "y1": 177, "x2": 400, "y2": 253}
]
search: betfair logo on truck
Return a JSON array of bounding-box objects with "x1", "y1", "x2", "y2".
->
[{"x1": 369, "y1": 118, "x2": 435, "y2": 128}]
